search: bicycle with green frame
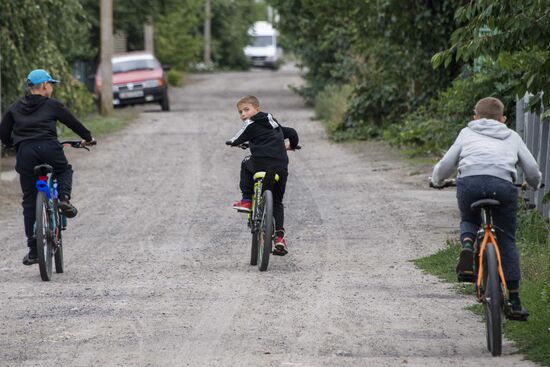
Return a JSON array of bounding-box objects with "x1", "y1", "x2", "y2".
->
[
  {"x1": 229, "y1": 142, "x2": 300, "y2": 271},
  {"x1": 247, "y1": 169, "x2": 279, "y2": 271}
]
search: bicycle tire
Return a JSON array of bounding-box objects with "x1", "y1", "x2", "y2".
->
[
  {"x1": 258, "y1": 190, "x2": 274, "y2": 271},
  {"x1": 250, "y1": 230, "x2": 259, "y2": 266},
  {"x1": 54, "y1": 206, "x2": 64, "y2": 274},
  {"x1": 483, "y1": 243, "x2": 503, "y2": 356},
  {"x1": 36, "y1": 191, "x2": 53, "y2": 281}
]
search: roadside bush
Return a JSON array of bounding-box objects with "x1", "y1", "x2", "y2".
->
[
  {"x1": 314, "y1": 84, "x2": 352, "y2": 132},
  {"x1": 314, "y1": 83, "x2": 381, "y2": 141},
  {"x1": 385, "y1": 61, "x2": 521, "y2": 156},
  {"x1": 166, "y1": 69, "x2": 184, "y2": 87},
  {"x1": 55, "y1": 77, "x2": 95, "y2": 117},
  {"x1": 154, "y1": 1, "x2": 202, "y2": 71},
  {"x1": 517, "y1": 203, "x2": 550, "y2": 282}
]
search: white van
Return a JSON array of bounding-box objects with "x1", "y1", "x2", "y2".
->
[{"x1": 243, "y1": 21, "x2": 282, "y2": 69}]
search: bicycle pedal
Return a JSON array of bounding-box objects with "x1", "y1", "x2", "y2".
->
[
  {"x1": 236, "y1": 209, "x2": 250, "y2": 214},
  {"x1": 504, "y1": 312, "x2": 529, "y2": 321},
  {"x1": 457, "y1": 272, "x2": 476, "y2": 283}
]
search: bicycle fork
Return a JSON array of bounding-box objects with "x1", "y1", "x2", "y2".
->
[{"x1": 475, "y1": 225, "x2": 508, "y2": 303}]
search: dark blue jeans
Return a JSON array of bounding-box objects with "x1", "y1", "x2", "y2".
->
[{"x1": 456, "y1": 175, "x2": 520, "y2": 289}]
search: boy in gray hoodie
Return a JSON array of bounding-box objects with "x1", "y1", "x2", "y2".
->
[{"x1": 431, "y1": 97, "x2": 541, "y2": 319}]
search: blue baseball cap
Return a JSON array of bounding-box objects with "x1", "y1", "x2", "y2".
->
[{"x1": 26, "y1": 69, "x2": 60, "y2": 86}]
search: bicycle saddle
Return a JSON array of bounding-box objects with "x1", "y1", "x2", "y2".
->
[
  {"x1": 33, "y1": 164, "x2": 53, "y2": 177},
  {"x1": 253, "y1": 171, "x2": 280, "y2": 182},
  {"x1": 471, "y1": 199, "x2": 500, "y2": 210}
]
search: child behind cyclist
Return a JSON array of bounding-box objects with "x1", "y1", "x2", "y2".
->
[
  {"x1": 0, "y1": 69, "x2": 95, "y2": 265},
  {"x1": 226, "y1": 95, "x2": 299, "y2": 256},
  {"x1": 431, "y1": 97, "x2": 541, "y2": 319}
]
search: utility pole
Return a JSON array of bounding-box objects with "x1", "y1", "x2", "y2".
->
[
  {"x1": 203, "y1": 0, "x2": 211, "y2": 65},
  {"x1": 144, "y1": 17, "x2": 154, "y2": 53},
  {"x1": 0, "y1": 37, "x2": 3, "y2": 162},
  {"x1": 100, "y1": 0, "x2": 113, "y2": 116}
]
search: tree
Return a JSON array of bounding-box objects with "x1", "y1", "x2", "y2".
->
[
  {"x1": 0, "y1": 0, "x2": 94, "y2": 114},
  {"x1": 432, "y1": 0, "x2": 550, "y2": 113},
  {"x1": 210, "y1": 0, "x2": 261, "y2": 70},
  {"x1": 269, "y1": 0, "x2": 461, "y2": 129}
]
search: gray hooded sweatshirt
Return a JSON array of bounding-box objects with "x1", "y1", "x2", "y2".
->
[{"x1": 431, "y1": 118, "x2": 541, "y2": 188}]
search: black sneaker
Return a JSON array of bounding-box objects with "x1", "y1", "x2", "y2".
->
[
  {"x1": 59, "y1": 199, "x2": 78, "y2": 218},
  {"x1": 505, "y1": 294, "x2": 529, "y2": 321},
  {"x1": 456, "y1": 242, "x2": 474, "y2": 282},
  {"x1": 22, "y1": 246, "x2": 38, "y2": 265}
]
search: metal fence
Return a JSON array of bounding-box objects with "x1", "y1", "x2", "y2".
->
[{"x1": 516, "y1": 95, "x2": 549, "y2": 217}]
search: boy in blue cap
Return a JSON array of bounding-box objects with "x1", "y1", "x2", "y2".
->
[{"x1": 0, "y1": 69, "x2": 96, "y2": 265}]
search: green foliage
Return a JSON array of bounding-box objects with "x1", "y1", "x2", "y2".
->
[
  {"x1": 270, "y1": 0, "x2": 462, "y2": 141},
  {"x1": 79, "y1": 0, "x2": 258, "y2": 71},
  {"x1": 154, "y1": 0, "x2": 203, "y2": 70},
  {"x1": 166, "y1": 69, "x2": 184, "y2": 87},
  {"x1": 58, "y1": 108, "x2": 139, "y2": 139},
  {"x1": 313, "y1": 83, "x2": 379, "y2": 141},
  {"x1": 1, "y1": 0, "x2": 94, "y2": 115},
  {"x1": 347, "y1": 1, "x2": 460, "y2": 127},
  {"x1": 433, "y1": 0, "x2": 550, "y2": 110},
  {"x1": 385, "y1": 56, "x2": 524, "y2": 156},
  {"x1": 516, "y1": 203, "x2": 550, "y2": 282},
  {"x1": 269, "y1": 0, "x2": 358, "y2": 103},
  {"x1": 210, "y1": 0, "x2": 260, "y2": 70},
  {"x1": 314, "y1": 84, "x2": 352, "y2": 132}
]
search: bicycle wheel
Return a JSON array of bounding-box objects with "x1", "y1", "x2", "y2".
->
[
  {"x1": 250, "y1": 228, "x2": 259, "y2": 266},
  {"x1": 54, "y1": 206, "x2": 64, "y2": 273},
  {"x1": 258, "y1": 190, "x2": 274, "y2": 271},
  {"x1": 483, "y1": 243, "x2": 503, "y2": 356},
  {"x1": 36, "y1": 191, "x2": 53, "y2": 281}
]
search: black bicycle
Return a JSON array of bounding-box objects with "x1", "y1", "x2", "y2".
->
[{"x1": 34, "y1": 140, "x2": 94, "y2": 281}]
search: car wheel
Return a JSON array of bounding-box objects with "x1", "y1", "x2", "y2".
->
[{"x1": 160, "y1": 89, "x2": 170, "y2": 111}]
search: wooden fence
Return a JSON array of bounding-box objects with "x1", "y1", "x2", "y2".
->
[{"x1": 516, "y1": 95, "x2": 549, "y2": 217}]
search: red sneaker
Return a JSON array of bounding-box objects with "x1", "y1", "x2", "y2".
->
[
  {"x1": 273, "y1": 236, "x2": 288, "y2": 256},
  {"x1": 233, "y1": 200, "x2": 252, "y2": 212}
]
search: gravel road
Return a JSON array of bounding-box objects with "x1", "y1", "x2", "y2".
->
[{"x1": 0, "y1": 65, "x2": 535, "y2": 366}]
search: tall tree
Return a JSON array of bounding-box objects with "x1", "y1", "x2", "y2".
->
[
  {"x1": 433, "y1": 0, "x2": 550, "y2": 111},
  {"x1": 0, "y1": 0, "x2": 94, "y2": 114}
]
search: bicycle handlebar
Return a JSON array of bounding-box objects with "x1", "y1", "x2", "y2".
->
[
  {"x1": 429, "y1": 178, "x2": 544, "y2": 190},
  {"x1": 60, "y1": 140, "x2": 97, "y2": 151},
  {"x1": 225, "y1": 141, "x2": 302, "y2": 151},
  {"x1": 429, "y1": 178, "x2": 456, "y2": 189}
]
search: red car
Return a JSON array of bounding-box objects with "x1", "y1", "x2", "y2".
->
[{"x1": 95, "y1": 52, "x2": 170, "y2": 111}]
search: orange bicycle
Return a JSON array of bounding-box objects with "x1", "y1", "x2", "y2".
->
[{"x1": 431, "y1": 179, "x2": 530, "y2": 356}]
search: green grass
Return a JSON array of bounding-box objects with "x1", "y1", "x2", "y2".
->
[
  {"x1": 415, "y1": 209, "x2": 550, "y2": 365},
  {"x1": 58, "y1": 108, "x2": 139, "y2": 140}
]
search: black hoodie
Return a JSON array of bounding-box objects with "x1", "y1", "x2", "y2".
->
[
  {"x1": 0, "y1": 94, "x2": 92, "y2": 147},
  {"x1": 228, "y1": 112, "x2": 299, "y2": 168}
]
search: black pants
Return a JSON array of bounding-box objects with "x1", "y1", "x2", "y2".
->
[
  {"x1": 240, "y1": 157, "x2": 288, "y2": 231},
  {"x1": 15, "y1": 140, "x2": 73, "y2": 247}
]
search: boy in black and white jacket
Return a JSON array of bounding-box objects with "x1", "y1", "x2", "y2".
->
[{"x1": 226, "y1": 95, "x2": 299, "y2": 255}]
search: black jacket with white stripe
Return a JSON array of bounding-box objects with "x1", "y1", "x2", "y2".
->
[{"x1": 228, "y1": 112, "x2": 299, "y2": 169}]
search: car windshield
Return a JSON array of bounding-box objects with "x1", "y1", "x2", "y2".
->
[
  {"x1": 112, "y1": 58, "x2": 156, "y2": 73},
  {"x1": 250, "y1": 36, "x2": 273, "y2": 47}
]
